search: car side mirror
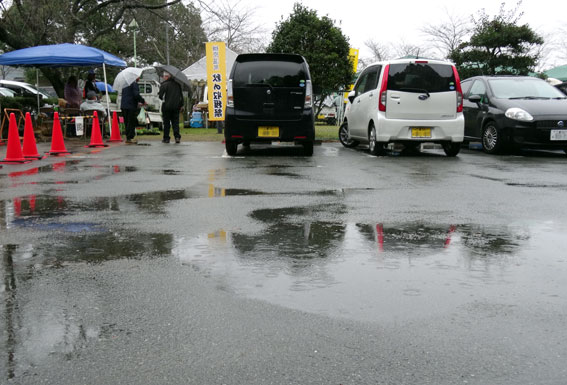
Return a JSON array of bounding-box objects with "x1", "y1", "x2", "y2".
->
[
  {"x1": 347, "y1": 90, "x2": 356, "y2": 103},
  {"x1": 468, "y1": 94, "x2": 482, "y2": 104}
]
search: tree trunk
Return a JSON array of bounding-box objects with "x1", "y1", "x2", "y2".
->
[{"x1": 41, "y1": 68, "x2": 65, "y2": 98}]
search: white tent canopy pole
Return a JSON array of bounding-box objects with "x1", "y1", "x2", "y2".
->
[{"x1": 102, "y1": 63, "x2": 111, "y2": 122}]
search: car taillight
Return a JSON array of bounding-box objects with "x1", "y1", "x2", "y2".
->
[
  {"x1": 378, "y1": 64, "x2": 389, "y2": 112},
  {"x1": 227, "y1": 79, "x2": 234, "y2": 108},
  {"x1": 305, "y1": 80, "x2": 313, "y2": 108},
  {"x1": 452, "y1": 66, "x2": 463, "y2": 113}
]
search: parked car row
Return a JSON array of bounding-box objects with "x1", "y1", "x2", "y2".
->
[
  {"x1": 0, "y1": 79, "x2": 50, "y2": 99},
  {"x1": 339, "y1": 58, "x2": 567, "y2": 156}
]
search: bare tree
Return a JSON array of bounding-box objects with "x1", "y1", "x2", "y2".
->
[
  {"x1": 421, "y1": 8, "x2": 471, "y2": 59},
  {"x1": 531, "y1": 31, "x2": 556, "y2": 70},
  {"x1": 196, "y1": 0, "x2": 267, "y2": 53},
  {"x1": 392, "y1": 40, "x2": 430, "y2": 59},
  {"x1": 545, "y1": 27, "x2": 567, "y2": 67},
  {"x1": 364, "y1": 39, "x2": 391, "y2": 62}
]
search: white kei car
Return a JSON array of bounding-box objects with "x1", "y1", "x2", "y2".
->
[{"x1": 340, "y1": 58, "x2": 465, "y2": 156}]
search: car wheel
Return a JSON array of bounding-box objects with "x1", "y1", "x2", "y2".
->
[
  {"x1": 225, "y1": 141, "x2": 238, "y2": 156},
  {"x1": 338, "y1": 122, "x2": 359, "y2": 148},
  {"x1": 482, "y1": 122, "x2": 504, "y2": 154},
  {"x1": 303, "y1": 141, "x2": 314, "y2": 156},
  {"x1": 442, "y1": 142, "x2": 461, "y2": 157},
  {"x1": 368, "y1": 124, "x2": 386, "y2": 156}
]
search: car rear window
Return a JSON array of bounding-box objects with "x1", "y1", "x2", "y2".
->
[
  {"x1": 387, "y1": 63, "x2": 456, "y2": 93},
  {"x1": 233, "y1": 61, "x2": 307, "y2": 88}
]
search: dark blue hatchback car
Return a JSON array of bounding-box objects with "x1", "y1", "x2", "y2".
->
[{"x1": 461, "y1": 76, "x2": 567, "y2": 154}]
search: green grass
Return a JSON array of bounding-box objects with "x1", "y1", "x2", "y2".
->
[
  {"x1": 137, "y1": 124, "x2": 340, "y2": 141},
  {"x1": 314, "y1": 124, "x2": 340, "y2": 141}
]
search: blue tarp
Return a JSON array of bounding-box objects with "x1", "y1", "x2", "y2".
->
[
  {"x1": 96, "y1": 81, "x2": 115, "y2": 92},
  {"x1": 0, "y1": 43, "x2": 126, "y2": 67}
]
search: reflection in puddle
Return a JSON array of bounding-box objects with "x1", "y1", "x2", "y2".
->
[
  {"x1": 176, "y1": 207, "x2": 567, "y2": 323},
  {"x1": 265, "y1": 171, "x2": 302, "y2": 178},
  {"x1": 1, "y1": 189, "x2": 190, "y2": 230}
]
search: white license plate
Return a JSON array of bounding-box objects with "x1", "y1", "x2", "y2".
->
[{"x1": 550, "y1": 130, "x2": 567, "y2": 141}]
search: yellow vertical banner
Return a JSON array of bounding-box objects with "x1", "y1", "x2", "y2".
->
[
  {"x1": 344, "y1": 48, "x2": 359, "y2": 103},
  {"x1": 349, "y1": 48, "x2": 359, "y2": 73},
  {"x1": 206, "y1": 42, "x2": 227, "y2": 121}
]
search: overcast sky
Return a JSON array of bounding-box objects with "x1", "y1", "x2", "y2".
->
[{"x1": 242, "y1": 0, "x2": 565, "y2": 69}]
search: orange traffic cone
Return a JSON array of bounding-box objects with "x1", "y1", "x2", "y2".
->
[
  {"x1": 85, "y1": 111, "x2": 108, "y2": 148},
  {"x1": 48, "y1": 112, "x2": 70, "y2": 156},
  {"x1": 22, "y1": 112, "x2": 43, "y2": 159},
  {"x1": 108, "y1": 111, "x2": 123, "y2": 142},
  {"x1": 1, "y1": 113, "x2": 30, "y2": 164}
]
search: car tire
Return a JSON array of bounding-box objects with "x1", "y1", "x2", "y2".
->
[
  {"x1": 303, "y1": 141, "x2": 314, "y2": 156},
  {"x1": 338, "y1": 122, "x2": 359, "y2": 148},
  {"x1": 442, "y1": 142, "x2": 461, "y2": 157},
  {"x1": 226, "y1": 141, "x2": 238, "y2": 156},
  {"x1": 482, "y1": 122, "x2": 504, "y2": 154},
  {"x1": 368, "y1": 124, "x2": 386, "y2": 156}
]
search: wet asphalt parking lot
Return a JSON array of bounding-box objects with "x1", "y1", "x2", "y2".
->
[{"x1": 1, "y1": 139, "x2": 567, "y2": 384}]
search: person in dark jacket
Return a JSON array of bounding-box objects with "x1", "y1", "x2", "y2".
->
[
  {"x1": 158, "y1": 72, "x2": 184, "y2": 143},
  {"x1": 120, "y1": 78, "x2": 146, "y2": 144},
  {"x1": 83, "y1": 71, "x2": 99, "y2": 99}
]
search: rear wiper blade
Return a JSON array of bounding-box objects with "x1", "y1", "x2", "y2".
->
[
  {"x1": 399, "y1": 87, "x2": 430, "y2": 97},
  {"x1": 246, "y1": 83, "x2": 272, "y2": 88}
]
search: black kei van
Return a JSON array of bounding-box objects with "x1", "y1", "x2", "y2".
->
[{"x1": 225, "y1": 53, "x2": 315, "y2": 156}]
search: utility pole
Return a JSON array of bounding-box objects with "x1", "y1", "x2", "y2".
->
[
  {"x1": 165, "y1": 0, "x2": 170, "y2": 65},
  {"x1": 128, "y1": 19, "x2": 139, "y2": 67}
]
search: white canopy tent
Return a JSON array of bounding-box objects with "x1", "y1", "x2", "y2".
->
[{"x1": 182, "y1": 47, "x2": 238, "y2": 82}]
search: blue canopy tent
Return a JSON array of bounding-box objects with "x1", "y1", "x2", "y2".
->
[{"x1": 0, "y1": 43, "x2": 127, "y2": 117}]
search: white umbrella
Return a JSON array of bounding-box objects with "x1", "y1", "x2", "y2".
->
[{"x1": 113, "y1": 67, "x2": 144, "y2": 91}]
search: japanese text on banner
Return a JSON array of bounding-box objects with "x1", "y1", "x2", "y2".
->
[{"x1": 206, "y1": 42, "x2": 227, "y2": 121}]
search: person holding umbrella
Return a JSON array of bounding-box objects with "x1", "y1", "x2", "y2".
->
[
  {"x1": 120, "y1": 76, "x2": 146, "y2": 144},
  {"x1": 158, "y1": 70, "x2": 184, "y2": 143}
]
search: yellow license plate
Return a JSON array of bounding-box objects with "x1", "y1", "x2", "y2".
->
[
  {"x1": 258, "y1": 126, "x2": 279, "y2": 137},
  {"x1": 411, "y1": 128, "x2": 431, "y2": 138}
]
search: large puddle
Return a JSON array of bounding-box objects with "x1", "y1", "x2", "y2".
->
[
  {"x1": 174, "y1": 207, "x2": 567, "y2": 323},
  {"x1": 2, "y1": 190, "x2": 566, "y2": 325}
]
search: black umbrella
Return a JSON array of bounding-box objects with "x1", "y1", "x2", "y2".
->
[{"x1": 155, "y1": 64, "x2": 192, "y2": 89}]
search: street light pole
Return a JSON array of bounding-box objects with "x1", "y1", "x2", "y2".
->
[{"x1": 128, "y1": 19, "x2": 139, "y2": 68}]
